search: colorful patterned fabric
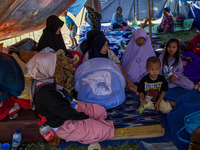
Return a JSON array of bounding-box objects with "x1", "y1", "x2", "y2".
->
[
  {"x1": 106, "y1": 89, "x2": 161, "y2": 128},
  {"x1": 55, "y1": 53, "x2": 76, "y2": 92},
  {"x1": 161, "y1": 14, "x2": 174, "y2": 32}
]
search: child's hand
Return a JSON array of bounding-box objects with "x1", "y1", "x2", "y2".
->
[
  {"x1": 169, "y1": 74, "x2": 177, "y2": 83},
  {"x1": 187, "y1": 57, "x2": 192, "y2": 62},
  {"x1": 154, "y1": 101, "x2": 160, "y2": 111},
  {"x1": 141, "y1": 98, "x2": 147, "y2": 105},
  {"x1": 194, "y1": 82, "x2": 200, "y2": 92}
]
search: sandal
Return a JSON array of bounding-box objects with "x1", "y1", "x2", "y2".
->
[{"x1": 88, "y1": 142, "x2": 101, "y2": 150}]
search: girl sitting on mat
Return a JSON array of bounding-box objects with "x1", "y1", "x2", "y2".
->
[{"x1": 159, "y1": 38, "x2": 194, "y2": 90}]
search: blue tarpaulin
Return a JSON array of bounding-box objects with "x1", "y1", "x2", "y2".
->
[
  {"x1": 189, "y1": 3, "x2": 200, "y2": 30},
  {"x1": 67, "y1": 0, "x2": 86, "y2": 17}
]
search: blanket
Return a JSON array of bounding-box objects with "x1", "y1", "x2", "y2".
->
[
  {"x1": 182, "y1": 51, "x2": 200, "y2": 83},
  {"x1": 164, "y1": 87, "x2": 200, "y2": 150},
  {"x1": 107, "y1": 89, "x2": 161, "y2": 128},
  {"x1": 0, "y1": 53, "x2": 24, "y2": 101}
]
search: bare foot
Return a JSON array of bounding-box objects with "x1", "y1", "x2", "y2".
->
[
  {"x1": 165, "y1": 100, "x2": 177, "y2": 107},
  {"x1": 187, "y1": 57, "x2": 192, "y2": 62}
]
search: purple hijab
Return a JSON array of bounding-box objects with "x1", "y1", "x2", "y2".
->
[{"x1": 121, "y1": 28, "x2": 155, "y2": 83}]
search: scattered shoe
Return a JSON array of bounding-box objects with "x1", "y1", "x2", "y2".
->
[{"x1": 88, "y1": 142, "x2": 101, "y2": 150}]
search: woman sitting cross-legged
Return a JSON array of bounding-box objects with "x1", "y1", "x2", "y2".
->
[{"x1": 111, "y1": 6, "x2": 128, "y2": 30}]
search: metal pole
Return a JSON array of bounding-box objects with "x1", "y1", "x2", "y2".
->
[
  {"x1": 119, "y1": 0, "x2": 120, "y2": 6},
  {"x1": 151, "y1": 0, "x2": 153, "y2": 18},
  {"x1": 133, "y1": 0, "x2": 135, "y2": 17},
  {"x1": 137, "y1": 0, "x2": 139, "y2": 20},
  {"x1": 147, "y1": 0, "x2": 152, "y2": 43},
  {"x1": 32, "y1": 32, "x2": 36, "y2": 41},
  {"x1": 80, "y1": 7, "x2": 85, "y2": 26}
]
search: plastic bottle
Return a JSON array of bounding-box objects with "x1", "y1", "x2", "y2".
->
[
  {"x1": 39, "y1": 125, "x2": 60, "y2": 147},
  {"x1": 12, "y1": 130, "x2": 22, "y2": 150}
]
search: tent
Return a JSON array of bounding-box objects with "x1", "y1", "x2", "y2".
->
[
  {"x1": 0, "y1": 0, "x2": 76, "y2": 40},
  {"x1": 0, "y1": 0, "x2": 200, "y2": 41}
]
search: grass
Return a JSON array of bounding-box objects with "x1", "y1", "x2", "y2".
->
[
  {"x1": 26, "y1": 142, "x2": 141, "y2": 150},
  {"x1": 155, "y1": 29, "x2": 199, "y2": 44}
]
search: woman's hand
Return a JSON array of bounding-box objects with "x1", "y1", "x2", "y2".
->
[{"x1": 127, "y1": 81, "x2": 139, "y2": 95}]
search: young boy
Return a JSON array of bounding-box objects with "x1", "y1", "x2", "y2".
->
[
  {"x1": 137, "y1": 56, "x2": 174, "y2": 114},
  {"x1": 65, "y1": 12, "x2": 77, "y2": 47}
]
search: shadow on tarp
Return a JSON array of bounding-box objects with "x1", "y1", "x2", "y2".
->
[{"x1": 0, "y1": 0, "x2": 76, "y2": 40}]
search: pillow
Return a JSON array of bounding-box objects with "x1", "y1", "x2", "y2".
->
[
  {"x1": 19, "y1": 51, "x2": 38, "y2": 63},
  {"x1": 183, "y1": 19, "x2": 194, "y2": 30}
]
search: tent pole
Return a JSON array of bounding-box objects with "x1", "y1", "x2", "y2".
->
[
  {"x1": 80, "y1": 7, "x2": 85, "y2": 26},
  {"x1": 147, "y1": 0, "x2": 152, "y2": 43},
  {"x1": 151, "y1": 0, "x2": 153, "y2": 18},
  {"x1": 133, "y1": 0, "x2": 135, "y2": 17},
  {"x1": 137, "y1": 0, "x2": 139, "y2": 20}
]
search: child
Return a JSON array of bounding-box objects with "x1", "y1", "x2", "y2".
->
[
  {"x1": 65, "y1": 12, "x2": 77, "y2": 47},
  {"x1": 137, "y1": 57, "x2": 173, "y2": 114},
  {"x1": 159, "y1": 38, "x2": 194, "y2": 90}
]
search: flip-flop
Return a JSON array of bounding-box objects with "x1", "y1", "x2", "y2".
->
[{"x1": 88, "y1": 142, "x2": 101, "y2": 150}]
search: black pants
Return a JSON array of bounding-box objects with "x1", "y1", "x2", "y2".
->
[{"x1": 113, "y1": 22, "x2": 127, "y2": 29}]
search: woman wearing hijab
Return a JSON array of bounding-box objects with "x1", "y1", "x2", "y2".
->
[
  {"x1": 25, "y1": 52, "x2": 114, "y2": 144},
  {"x1": 121, "y1": 28, "x2": 156, "y2": 83},
  {"x1": 37, "y1": 15, "x2": 72, "y2": 58},
  {"x1": 84, "y1": 0, "x2": 102, "y2": 30},
  {"x1": 77, "y1": 29, "x2": 104, "y2": 56},
  {"x1": 83, "y1": 35, "x2": 138, "y2": 94},
  {"x1": 157, "y1": 8, "x2": 174, "y2": 33}
]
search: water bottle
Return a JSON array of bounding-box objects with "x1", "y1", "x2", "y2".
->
[
  {"x1": 12, "y1": 130, "x2": 22, "y2": 150},
  {"x1": 39, "y1": 125, "x2": 60, "y2": 147}
]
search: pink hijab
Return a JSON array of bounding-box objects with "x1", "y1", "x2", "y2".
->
[
  {"x1": 121, "y1": 28, "x2": 155, "y2": 83},
  {"x1": 25, "y1": 52, "x2": 57, "y2": 80}
]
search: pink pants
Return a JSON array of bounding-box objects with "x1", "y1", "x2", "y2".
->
[{"x1": 55, "y1": 101, "x2": 115, "y2": 144}]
